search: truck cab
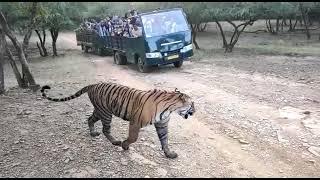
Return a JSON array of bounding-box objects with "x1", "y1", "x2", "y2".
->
[{"x1": 126, "y1": 8, "x2": 193, "y2": 72}]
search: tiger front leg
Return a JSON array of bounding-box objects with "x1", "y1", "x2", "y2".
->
[
  {"x1": 121, "y1": 123, "x2": 140, "y2": 150},
  {"x1": 155, "y1": 123, "x2": 178, "y2": 159}
]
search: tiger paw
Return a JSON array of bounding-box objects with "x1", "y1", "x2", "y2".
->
[
  {"x1": 121, "y1": 141, "x2": 129, "y2": 150},
  {"x1": 112, "y1": 141, "x2": 122, "y2": 146},
  {"x1": 90, "y1": 131, "x2": 100, "y2": 137},
  {"x1": 164, "y1": 151, "x2": 178, "y2": 159}
]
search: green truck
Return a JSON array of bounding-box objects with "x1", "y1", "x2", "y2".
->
[{"x1": 76, "y1": 8, "x2": 193, "y2": 73}]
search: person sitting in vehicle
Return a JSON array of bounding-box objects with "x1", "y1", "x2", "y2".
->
[{"x1": 130, "y1": 18, "x2": 142, "y2": 38}]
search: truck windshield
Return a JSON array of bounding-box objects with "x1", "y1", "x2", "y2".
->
[{"x1": 141, "y1": 10, "x2": 189, "y2": 38}]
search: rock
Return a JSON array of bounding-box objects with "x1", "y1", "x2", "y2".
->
[
  {"x1": 157, "y1": 168, "x2": 167, "y2": 177},
  {"x1": 232, "y1": 135, "x2": 239, "y2": 139},
  {"x1": 40, "y1": 114, "x2": 45, "y2": 117},
  {"x1": 14, "y1": 140, "x2": 19, "y2": 144},
  {"x1": 308, "y1": 146, "x2": 320, "y2": 157},
  {"x1": 302, "y1": 143, "x2": 310, "y2": 147},
  {"x1": 130, "y1": 152, "x2": 157, "y2": 166},
  {"x1": 276, "y1": 130, "x2": 289, "y2": 143},
  {"x1": 72, "y1": 170, "x2": 89, "y2": 178},
  {"x1": 69, "y1": 156, "x2": 74, "y2": 161},
  {"x1": 308, "y1": 159, "x2": 315, "y2": 164},
  {"x1": 140, "y1": 137, "x2": 146, "y2": 141},
  {"x1": 120, "y1": 159, "x2": 128, "y2": 166},
  {"x1": 11, "y1": 162, "x2": 21, "y2": 167},
  {"x1": 85, "y1": 166, "x2": 99, "y2": 176},
  {"x1": 303, "y1": 111, "x2": 311, "y2": 115},
  {"x1": 62, "y1": 145, "x2": 69, "y2": 151},
  {"x1": 64, "y1": 158, "x2": 70, "y2": 163},
  {"x1": 279, "y1": 169, "x2": 283, "y2": 173},
  {"x1": 36, "y1": 98, "x2": 42, "y2": 100},
  {"x1": 24, "y1": 111, "x2": 32, "y2": 115},
  {"x1": 302, "y1": 118, "x2": 320, "y2": 136},
  {"x1": 144, "y1": 175, "x2": 150, "y2": 178},
  {"x1": 238, "y1": 139, "x2": 249, "y2": 144}
]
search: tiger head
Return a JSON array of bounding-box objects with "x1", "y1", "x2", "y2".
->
[{"x1": 172, "y1": 88, "x2": 195, "y2": 119}]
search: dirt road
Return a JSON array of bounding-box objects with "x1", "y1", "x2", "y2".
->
[{"x1": 1, "y1": 32, "x2": 320, "y2": 177}]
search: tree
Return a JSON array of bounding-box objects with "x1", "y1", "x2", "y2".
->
[
  {"x1": 40, "y1": 2, "x2": 74, "y2": 56},
  {"x1": 205, "y1": 2, "x2": 259, "y2": 52},
  {"x1": 182, "y1": 2, "x2": 210, "y2": 50},
  {"x1": 34, "y1": 5, "x2": 49, "y2": 57},
  {"x1": 0, "y1": 12, "x2": 40, "y2": 91},
  {"x1": 0, "y1": 28, "x2": 4, "y2": 94},
  {"x1": 299, "y1": 3, "x2": 311, "y2": 40}
]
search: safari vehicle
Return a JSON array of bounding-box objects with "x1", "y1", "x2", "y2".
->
[{"x1": 76, "y1": 8, "x2": 193, "y2": 73}]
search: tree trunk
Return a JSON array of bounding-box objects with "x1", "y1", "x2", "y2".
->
[
  {"x1": 221, "y1": 20, "x2": 254, "y2": 53},
  {"x1": 267, "y1": 19, "x2": 276, "y2": 35},
  {"x1": 283, "y1": 18, "x2": 287, "y2": 26},
  {"x1": 216, "y1": 21, "x2": 228, "y2": 48},
  {"x1": 293, "y1": 19, "x2": 298, "y2": 31},
  {"x1": 0, "y1": 12, "x2": 40, "y2": 91},
  {"x1": 196, "y1": 23, "x2": 201, "y2": 32},
  {"x1": 266, "y1": 19, "x2": 270, "y2": 32},
  {"x1": 41, "y1": 29, "x2": 48, "y2": 56},
  {"x1": 22, "y1": 2, "x2": 37, "y2": 53},
  {"x1": 35, "y1": 29, "x2": 48, "y2": 57},
  {"x1": 6, "y1": 47, "x2": 24, "y2": 87},
  {"x1": 21, "y1": 2, "x2": 37, "y2": 87},
  {"x1": 50, "y1": 28, "x2": 59, "y2": 56},
  {"x1": 190, "y1": 24, "x2": 200, "y2": 49},
  {"x1": 0, "y1": 55, "x2": 3, "y2": 94},
  {"x1": 276, "y1": 18, "x2": 280, "y2": 32},
  {"x1": 0, "y1": 29, "x2": 4, "y2": 94},
  {"x1": 200, "y1": 23, "x2": 207, "y2": 32},
  {"x1": 36, "y1": 42, "x2": 44, "y2": 56},
  {"x1": 299, "y1": 3, "x2": 311, "y2": 40}
]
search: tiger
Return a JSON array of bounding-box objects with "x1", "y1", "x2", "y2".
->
[{"x1": 40, "y1": 82, "x2": 195, "y2": 159}]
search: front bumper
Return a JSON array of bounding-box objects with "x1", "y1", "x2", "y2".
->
[{"x1": 145, "y1": 50, "x2": 193, "y2": 66}]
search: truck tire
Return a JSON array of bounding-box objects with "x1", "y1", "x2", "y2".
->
[
  {"x1": 84, "y1": 46, "x2": 89, "y2": 53},
  {"x1": 137, "y1": 57, "x2": 151, "y2": 73},
  {"x1": 95, "y1": 47, "x2": 103, "y2": 56},
  {"x1": 114, "y1": 51, "x2": 127, "y2": 65},
  {"x1": 173, "y1": 60, "x2": 183, "y2": 68}
]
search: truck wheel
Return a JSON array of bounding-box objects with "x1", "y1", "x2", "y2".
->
[
  {"x1": 84, "y1": 46, "x2": 89, "y2": 53},
  {"x1": 137, "y1": 57, "x2": 151, "y2": 73},
  {"x1": 173, "y1": 60, "x2": 183, "y2": 68},
  {"x1": 114, "y1": 51, "x2": 127, "y2": 65},
  {"x1": 95, "y1": 47, "x2": 103, "y2": 56}
]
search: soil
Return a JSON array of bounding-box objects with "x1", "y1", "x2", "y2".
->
[{"x1": 1, "y1": 21, "x2": 320, "y2": 177}]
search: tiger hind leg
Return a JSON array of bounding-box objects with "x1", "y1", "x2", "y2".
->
[
  {"x1": 88, "y1": 112, "x2": 101, "y2": 137},
  {"x1": 101, "y1": 113, "x2": 122, "y2": 146}
]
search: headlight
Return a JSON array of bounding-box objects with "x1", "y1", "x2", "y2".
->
[
  {"x1": 180, "y1": 44, "x2": 193, "y2": 53},
  {"x1": 185, "y1": 31, "x2": 191, "y2": 44},
  {"x1": 146, "y1": 52, "x2": 162, "y2": 58}
]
